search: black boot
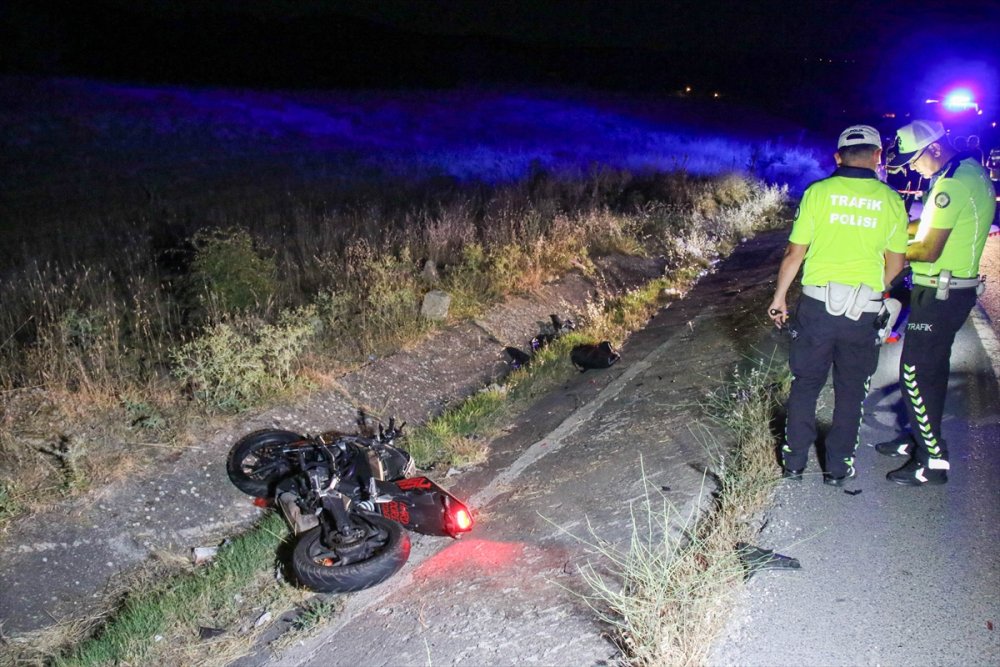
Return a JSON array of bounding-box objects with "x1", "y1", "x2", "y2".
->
[
  {"x1": 823, "y1": 469, "x2": 856, "y2": 487},
  {"x1": 873, "y1": 434, "x2": 914, "y2": 458},
  {"x1": 886, "y1": 458, "x2": 948, "y2": 486}
]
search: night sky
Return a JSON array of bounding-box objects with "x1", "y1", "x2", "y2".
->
[{"x1": 3, "y1": 0, "x2": 999, "y2": 127}]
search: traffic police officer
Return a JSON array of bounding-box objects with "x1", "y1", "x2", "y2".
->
[
  {"x1": 877, "y1": 120, "x2": 996, "y2": 485},
  {"x1": 769, "y1": 125, "x2": 908, "y2": 486}
]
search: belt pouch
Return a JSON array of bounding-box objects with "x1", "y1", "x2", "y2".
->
[
  {"x1": 935, "y1": 270, "x2": 951, "y2": 301},
  {"x1": 845, "y1": 283, "x2": 878, "y2": 320},
  {"x1": 824, "y1": 281, "x2": 857, "y2": 317}
]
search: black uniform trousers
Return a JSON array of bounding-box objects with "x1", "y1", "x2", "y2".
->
[
  {"x1": 899, "y1": 285, "x2": 978, "y2": 465},
  {"x1": 784, "y1": 295, "x2": 880, "y2": 476}
]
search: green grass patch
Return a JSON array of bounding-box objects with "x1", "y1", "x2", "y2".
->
[
  {"x1": 0, "y1": 480, "x2": 23, "y2": 532},
  {"x1": 406, "y1": 383, "x2": 512, "y2": 468},
  {"x1": 54, "y1": 512, "x2": 290, "y2": 667}
]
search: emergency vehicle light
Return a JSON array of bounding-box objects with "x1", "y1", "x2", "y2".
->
[{"x1": 942, "y1": 90, "x2": 978, "y2": 112}]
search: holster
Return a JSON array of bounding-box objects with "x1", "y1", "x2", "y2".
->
[{"x1": 824, "y1": 282, "x2": 879, "y2": 321}]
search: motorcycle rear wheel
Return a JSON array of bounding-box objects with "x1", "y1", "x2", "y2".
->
[
  {"x1": 226, "y1": 429, "x2": 303, "y2": 497},
  {"x1": 292, "y1": 514, "x2": 410, "y2": 593}
]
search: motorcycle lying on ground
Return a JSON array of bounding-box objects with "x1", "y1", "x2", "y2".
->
[{"x1": 226, "y1": 413, "x2": 473, "y2": 593}]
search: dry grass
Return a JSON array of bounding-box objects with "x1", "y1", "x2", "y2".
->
[
  {"x1": 4, "y1": 183, "x2": 788, "y2": 664},
  {"x1": 565, "y1": 356, "x2": 790, "y2": 666},
  {"x1": 0, "y1": 169, "x2": 786, "y2": 528}
]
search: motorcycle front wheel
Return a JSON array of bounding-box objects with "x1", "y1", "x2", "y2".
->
[
  {"x1": 292, "y1": 514, "x2": 411, "y2": 593},
  {"x1": 226, "y1": 429, "x2": 303, "y2": 497}
]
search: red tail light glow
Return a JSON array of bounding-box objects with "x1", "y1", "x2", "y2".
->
[
  {"x1": 253, "y1": 497, "x2": 270, "y2": 508},
  {"x1": 453, "y1": 507, "x2": 473, "y2": 532}
]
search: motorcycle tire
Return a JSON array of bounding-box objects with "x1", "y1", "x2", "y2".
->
[
  {"x1": 226, "y1": 429, "x2": 303, "y2": 497},
  {"x1": 292, "y1": 514, "x2": 411, "y2": 593}
]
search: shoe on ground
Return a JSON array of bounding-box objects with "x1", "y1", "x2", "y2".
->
[
  {"x1": 823, "y1": 469, "x2": 856, "y2": 487},
  {"x1": 874, "y1": 436, "x2": 914, "y2": 458},
  {"x1": 782, "y1": 468, "x2": 804, "y2": 481},
  {"x1": 887, "y1": 458, "x2": 948, "y2": 486}
]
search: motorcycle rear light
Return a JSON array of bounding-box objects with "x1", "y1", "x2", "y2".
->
[
  {"x1": 252, "y1": 497, "x2": 271, "y2": 508},
  {"x1": 452, "y1": 506, "x2": 473, "y2": 533}
]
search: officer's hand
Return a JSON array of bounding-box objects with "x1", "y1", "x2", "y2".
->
[{"x1": 767, "y1": 299, "x2": 788, "y2": 328}]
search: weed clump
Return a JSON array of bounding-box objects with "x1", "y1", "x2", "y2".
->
[
  {"x1": 171, "y1": 306, "x2": 317, "y2": 412},
  {"x1": 188, "y1": 227, "x2": 278, "y2": 319},
  {"x1": 571, "y1": 358, "x2": 790, "y2": 666}
]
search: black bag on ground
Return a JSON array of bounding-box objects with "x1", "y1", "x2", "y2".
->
[
  {"x1": 504, "y1": 346, "x2": 533, "y2": 369},
  {"x1": 570, "y1": 341, "x2": 620, "y2": 371}
]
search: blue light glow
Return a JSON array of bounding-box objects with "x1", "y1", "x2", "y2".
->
[{"x1": 943, "y1": 89, "x2": 978, "y2": 112}]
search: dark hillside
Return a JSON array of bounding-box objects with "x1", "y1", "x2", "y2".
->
[{"x1": 2, "y1": 1, "x2": 872, "y2": 126}]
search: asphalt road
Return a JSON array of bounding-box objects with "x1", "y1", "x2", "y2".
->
[{"x1": 710, "y1": 306, "x2": 1000, "y2": 666}]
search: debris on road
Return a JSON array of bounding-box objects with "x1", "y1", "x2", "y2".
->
[
  {"x1": 192, "y1": 546, "x2": 219, "y2": 565},
  {"x1": 736, "y1": 542, "x2": 801, "y2": 580},
  {"x1": 570, "y1": 341, "x2": 621, "y2": 371}
]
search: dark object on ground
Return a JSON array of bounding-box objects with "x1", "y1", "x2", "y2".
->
[
  {"x1": 198, "y1": 626, "x2": 226, "y2": 640},
  {"x1": 570, "y1": 341, "x2": 620, "y2": 371},
  {"x1": 782, "y1": 468, "x2": 804, "y2": 481},
  {"x1": 504, "y1": 314, "x2": 576, "y2": 370},
  {"x1": 531, "y1": 314, "x2": 577, "y2": 351},
  {"x1": 504, "y1": 346, "x2": 533, "y2": 369},
  {"x1": 844, "y1": 489, "x2": 863, "y2": 496},
  {"x1": 736, "y1": 542, "x2": 801, "y2": 580}
]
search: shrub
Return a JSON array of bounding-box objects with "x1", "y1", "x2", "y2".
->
[
  {"x1": 171, "y1": 306, "x2": 316, "y2": 411},
  {"x1": 189, "y1": 227, "x2": 278, "y2": 318}
]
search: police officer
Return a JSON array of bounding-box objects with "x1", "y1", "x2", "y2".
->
[
  {"x1": 876, "y1": 120, "x2": 996, "y2": 485},
  {"x1": 769, "y1": 125, "x2": 908, "y2": 486}
]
